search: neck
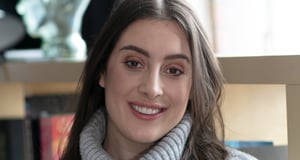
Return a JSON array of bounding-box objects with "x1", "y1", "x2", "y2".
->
[
  {"x1": 103, "y1": 119, "x2": 153, "y2": 160},
  {"x1": 103, "y1": 139, "x2": 151, "y2": 160},
  {"x1": 80, "y1": 109, "x2": 192, "y2": 160}
]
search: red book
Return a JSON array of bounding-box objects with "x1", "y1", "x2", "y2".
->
[{"x1": 40, "y1": 114, "x2": 74, "y2": 160}]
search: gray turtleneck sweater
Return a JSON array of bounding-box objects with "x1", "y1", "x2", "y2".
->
[{"x1": 79, "y1": 109, "x2": 257, "y2": 160}]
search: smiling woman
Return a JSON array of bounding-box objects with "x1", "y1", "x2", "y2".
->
[
  {"x1": 60, "y1": 0, "x2": 257, "y2": 160},
  {"x1": 98, "y1": 19, "x2": 192, "y2": 152}
]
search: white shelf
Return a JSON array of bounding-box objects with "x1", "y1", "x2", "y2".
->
[
  {"x1": 0, "y1": 60, "x2": 84, "y2": 82},
  {"x1": 220, "y1": 55, "x2": 300, "y2": 84}
]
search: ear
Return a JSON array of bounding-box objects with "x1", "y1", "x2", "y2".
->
[{"x1": 99, "y1": 72, "x2": 106, "y2": 88}]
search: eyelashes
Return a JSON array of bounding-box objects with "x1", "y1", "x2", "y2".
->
[
  {"x1": 166, "y1": 67, "x2": 183, "y2": 76},
  {"x1": 124, "y1": 58, "x2": 184, "y2": 77},
  {"x1": 124, "y1": 59, "x2": 144, "y2": 69}
]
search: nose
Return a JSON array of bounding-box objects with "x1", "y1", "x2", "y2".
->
[{"x1": 138, "y1": 69, "x2": 163, "y2": 99}]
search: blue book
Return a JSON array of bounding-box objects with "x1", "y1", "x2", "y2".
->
[{"x1": 225, "y1": 140, "x2": 273, "y2": 148}]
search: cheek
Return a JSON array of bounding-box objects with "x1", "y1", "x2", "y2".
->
[
  {"x1": 167, "y1": 79, "x2": 192, "y2": 106},
  {"x1": 104, "y1": 65, "x2": 137, "y2": 96},
  {"x1": 104, "y1": 67, "x2": 130, "y2": 114},
  {"x1": 105, "y1": 70, "x2": 124, "y2": 94}
]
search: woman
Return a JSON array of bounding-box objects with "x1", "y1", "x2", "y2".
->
[{"x1": 61, "y1": 0, "x2": 257, "y2": 159}]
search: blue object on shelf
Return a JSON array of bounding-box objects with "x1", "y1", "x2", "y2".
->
[{"x1": 225, "y1": 140, "x2": 273, "y2": 148}]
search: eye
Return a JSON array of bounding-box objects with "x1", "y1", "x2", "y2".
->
[
  {"x1": 125, "y1": 60, "x2": 143, "y2": 69},
  {"x1": 166, "y1": 67, "x2": 183, "y2": 76}
]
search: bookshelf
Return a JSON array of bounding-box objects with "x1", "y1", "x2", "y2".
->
[
  {"x1": 220, "y1": 55, "x2": 300, "y2": 160},
  {"x1": 1, "y1": 55, "x2": 300, "y2": 160},
  {"x1": 0, "y1": 61, "x2": 82, "y2": 119}
]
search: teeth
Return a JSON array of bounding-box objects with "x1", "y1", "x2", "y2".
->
[{"x1": 132, "y1": 105, "x2": 161, "y2": 115}]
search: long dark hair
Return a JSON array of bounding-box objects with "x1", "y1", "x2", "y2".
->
[{"x1": 60, "y1": 0, "x2": 228, "y2": 159}]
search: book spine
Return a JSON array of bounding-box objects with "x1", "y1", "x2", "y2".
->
[
  {"x1": 40, "y1": 114, "x2": 74, "y2": 160},
  {"x1": 40, "y1": 117, "x2": 52, "y2": 160}
]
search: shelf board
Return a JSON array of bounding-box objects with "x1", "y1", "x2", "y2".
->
[
  {"x1": 25, "y1": 82, "x2": 78, "y2": 96},
  {"x1": 220, "y1": 55, "x2": 300, "y2": 84},
  {"x1": 0, "y1": 83, "x2": 25, "y2": 119},
  {"x1": 0, "y1": 61, "x2": 84, "y2": 82}
]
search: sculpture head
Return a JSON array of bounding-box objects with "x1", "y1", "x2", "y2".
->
[{"x1": 16, "y1": 0, "x2": 91, "y2": 60}]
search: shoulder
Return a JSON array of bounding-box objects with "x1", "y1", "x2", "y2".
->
[{"x1": 227, "y1": 147, "x2": 258, "y2": 160}]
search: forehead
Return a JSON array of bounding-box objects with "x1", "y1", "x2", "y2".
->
[{"x1": 114, "y1": 19, "x2": 191, "y2": 56}]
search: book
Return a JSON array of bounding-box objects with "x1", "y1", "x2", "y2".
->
[
  {"x1": 225, "y1": 140, "x2": 273, "y2": 149},
  {"x1": 0, "y1": 120, "x2": 27, "y2": 160},
  {"x1": 0, "y1": 122, "x2": 8, "y2": 160},
  {"x1": 40, "y1": 114, "x2": 74, "y2": 160}
]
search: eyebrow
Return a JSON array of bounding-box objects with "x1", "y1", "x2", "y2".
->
[{"x1": 120, "y1": 45, "x2": 191, "y2": 64}]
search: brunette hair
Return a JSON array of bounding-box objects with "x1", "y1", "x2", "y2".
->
[{"x1": 61, "y1": 0, "x2": 227, "y2": 159}]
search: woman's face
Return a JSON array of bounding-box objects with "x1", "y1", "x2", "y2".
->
[{"x1": 100, "y1": 19, "x2": 192, "y2": 147}]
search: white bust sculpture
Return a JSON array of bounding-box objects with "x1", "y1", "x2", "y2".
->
[{"x1": 16, "y1": 0, "x2": 91, "y2": 60}]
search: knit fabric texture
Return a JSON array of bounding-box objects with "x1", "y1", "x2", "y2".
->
[
  {"x1": 79, "y1": 109, "x2": 192, "y2": 160},
  {"x1": 79, "y1": 109, "x2": 258, "y2": 160}
]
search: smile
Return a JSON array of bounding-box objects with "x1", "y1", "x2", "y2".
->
[{"x1": 131, "y1": 105, "x2": 161, "y2": 115}]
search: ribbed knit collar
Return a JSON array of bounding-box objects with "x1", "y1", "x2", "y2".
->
[{"x1": 79, "y1": 109, "x2": 192, "y2": 160}]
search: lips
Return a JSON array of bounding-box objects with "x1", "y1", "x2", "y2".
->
[
  {"x1": 129, "y1": 102, "x2": 165, "y2": 120},
  {"x1": 131, "y1": 105, "x2": 161, "y2": 115}
]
